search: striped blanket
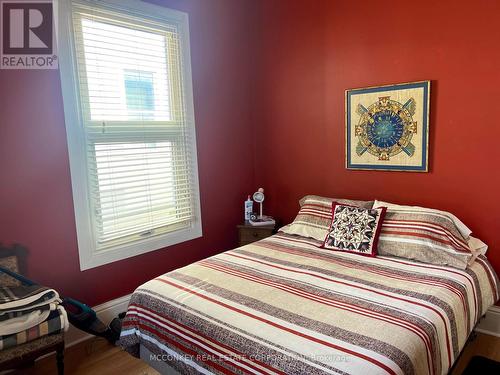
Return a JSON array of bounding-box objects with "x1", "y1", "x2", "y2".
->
[
  {"x1": 0, "y1": 306, "x2": 68, "y2": 350},
  {"x1": 120, "y1": 233, "x2": 499, "y2": 375},
  {"x1": 0, "y1": 285, "x2": 60, "y2": 313}
]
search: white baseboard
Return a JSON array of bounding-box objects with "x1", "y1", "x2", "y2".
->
[
  {"x1": 475, "y1": 305, "x2": 500, "y2": 337},
  {"x1": 65, "y1": 294, "x2": 131, "y2": 348}
]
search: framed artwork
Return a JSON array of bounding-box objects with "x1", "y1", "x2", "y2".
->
[{"x1": 345, "y1": 81, "x2": 430, "y2": 172}]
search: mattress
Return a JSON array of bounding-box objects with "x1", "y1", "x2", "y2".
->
[{"x1": 119, "y1": 233, "x2": 499, "y2": 375}]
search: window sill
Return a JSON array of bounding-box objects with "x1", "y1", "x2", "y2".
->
[{"x1": 78, "y1": 223, "x2": 202, "y2": 270}]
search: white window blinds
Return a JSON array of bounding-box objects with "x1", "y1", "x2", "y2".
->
[{"x1": 59, "y1": 0, "x2": 201, "y2": 269}]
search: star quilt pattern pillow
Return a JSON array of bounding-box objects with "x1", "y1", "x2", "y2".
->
[{"x1": 323, "y1": 202, "x2": 386, "y2": 256}]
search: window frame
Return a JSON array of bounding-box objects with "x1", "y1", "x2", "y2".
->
[{"x1": 58, "y1": 0, "x2": 202, "y2": 270}]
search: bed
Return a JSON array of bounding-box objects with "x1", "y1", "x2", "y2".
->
[{"x1": 119, "y1": 233, "x2": 499, "y2": 375}]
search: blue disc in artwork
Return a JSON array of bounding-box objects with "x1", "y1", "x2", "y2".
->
[{"x1": 366, "y1": 110, "x2": 404, "y2": 148}]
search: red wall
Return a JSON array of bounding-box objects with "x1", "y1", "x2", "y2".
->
[
  {"x1": 254, "y1": 0, "x2": 500, "y2": 273},
  {"x1": 0, "y1": 0, "x2": 258, "y2": 306}
]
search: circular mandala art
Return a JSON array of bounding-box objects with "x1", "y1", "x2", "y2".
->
[{"x1": 355, "y1": 96, "x2": 418, "y2": 161}]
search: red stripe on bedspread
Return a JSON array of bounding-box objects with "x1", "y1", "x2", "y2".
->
[
  {"x1": 378, "y1": 256, "x2": 479, "y2": 321},
  {"x1": 155, "y1": 277, "x2": 400, "y2": 375},
  {"x1": 262, "y1": 240, "x2": 468, "y2": 320},
  {"x1": 256, "y1": 242, "x2": 455, "y2": 367},
  {"x1": 127, "y1": 304, "x2": 286, "y2": 375},
  {"x1": 475, "y1": 257, "x2": 500, "y2": 301},
  {"x1": 126, "y1": 321, "x2": 235, "y2": 374},
  {"x1": 200, "y1": 259, "x2": 435, "y2": 375}
]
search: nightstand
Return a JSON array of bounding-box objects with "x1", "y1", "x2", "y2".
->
[{"x1": 237, "y1": 223, "x2": 276, "y2": 246}]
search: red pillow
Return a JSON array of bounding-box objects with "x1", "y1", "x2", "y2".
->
[{"x1": 323, "y1": 202, "x2": 386, "y2": 257}]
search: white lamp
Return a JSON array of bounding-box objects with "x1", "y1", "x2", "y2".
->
[
  {"x1": 252, "y1": 188, "x2": 265, "y2": 219},
  {"x1": 249, "y1": 187, "x2": 275, "y2": 226}
]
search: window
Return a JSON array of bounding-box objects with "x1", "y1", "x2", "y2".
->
[{"x1": 58, "y1": 0, "x2": 202, "y2": 270}]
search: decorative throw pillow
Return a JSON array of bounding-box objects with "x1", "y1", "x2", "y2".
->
[
  {"x1": 323, "y1": 202, "x2": 386, "y2": 257},
  {"x1": 373, "y1": 200, "x2": 476, "y2": 269},
  {"x1": 279, "y1": 195, "x2": 374, "y2": 241}
]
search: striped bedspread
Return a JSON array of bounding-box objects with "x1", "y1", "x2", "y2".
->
[{"x1": 120, "y1": 233, "x2": 499, "y2": 375}]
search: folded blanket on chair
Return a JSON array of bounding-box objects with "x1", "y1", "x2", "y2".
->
[
  {"x1": 0, "y1": 285, "x2": 59, "y2": 312},
  {"x1": 0, "y1": 306, "x2": 69, "y2": 350},
  {"x1": 0, "y1": 304, "x2": 53, "y2": 322},
  {"x1": 0, "y1": 307, "x2": 55, "y2": 336}
]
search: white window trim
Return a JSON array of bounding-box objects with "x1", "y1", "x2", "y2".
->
[{"x1": 58, "y1": 0, "x2": 202, "y2": 270}]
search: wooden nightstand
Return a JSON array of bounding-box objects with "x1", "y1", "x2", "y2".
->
[{"x1": 237, "y1": 223, "x2": 276, "y2": 246}]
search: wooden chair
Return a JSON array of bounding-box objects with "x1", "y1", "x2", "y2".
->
[{"x1": 0, "y1": 244, "x2": 65, "y2": 374}]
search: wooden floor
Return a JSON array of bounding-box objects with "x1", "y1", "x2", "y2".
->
[
  {"x1": 451, "y1": 333, "x2": 500, "y2": 374},
  {"x1": 17, "y1": 338, "x2": 159, "y2": 375},
  {"x1": 19, "y1": 332, "x2": 500, "y2": 374}
]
